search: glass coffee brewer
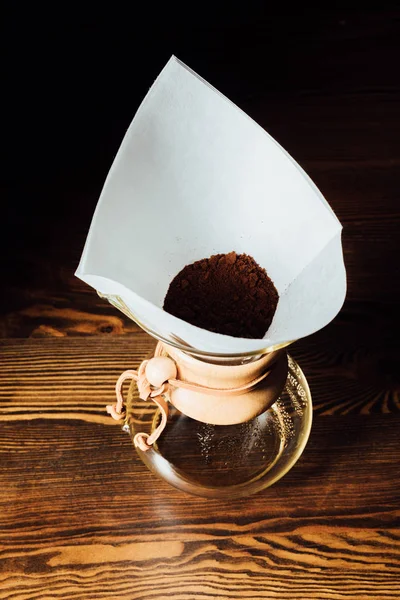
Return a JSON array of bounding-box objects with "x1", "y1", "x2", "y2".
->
[{"x1": 76, "y1": 57, "x2": 346, "y2": 498}]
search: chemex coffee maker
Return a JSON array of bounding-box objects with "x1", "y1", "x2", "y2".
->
[{"x1": 76, "y1": 57, "x2": 346, "y2": 498}]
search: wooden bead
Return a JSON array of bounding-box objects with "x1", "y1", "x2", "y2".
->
[{"x1": 145, "y1": 357, "x2": 177, "y2": 388}]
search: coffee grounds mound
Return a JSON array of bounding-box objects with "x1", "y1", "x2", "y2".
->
[{"x1": 163, "y1": 251, "x2": 279, "y2": 339}]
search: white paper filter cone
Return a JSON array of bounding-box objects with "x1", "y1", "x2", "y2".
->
[{"x1": 76, "y1": 56, "x2": 346, "y2": 355}]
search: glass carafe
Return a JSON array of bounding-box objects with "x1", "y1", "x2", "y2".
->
[{"x1": 124, "y1": 343, "x2": 312, "y2": 499}]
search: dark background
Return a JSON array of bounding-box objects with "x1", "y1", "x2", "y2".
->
[
  {"x1": 2, "y1": 5, "x2": 400, "y2": 366},
  {"x1": 4, "y1": 6, "x2": 398, "y2": 185}
]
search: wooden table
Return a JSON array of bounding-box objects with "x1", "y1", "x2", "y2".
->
[{"x1": 1, "y1": 7, "x2": 399, "y2": 599}]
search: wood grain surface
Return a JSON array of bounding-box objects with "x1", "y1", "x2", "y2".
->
[
  {"x1": 0, "y1": 416, "x2": 399, "y2": 599},
  {"x1": 2, "y1": 6, "x2": 400, "y2": 600}
]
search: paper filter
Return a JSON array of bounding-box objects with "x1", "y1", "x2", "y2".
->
[{"x1": 76, "y1": 56, "x2": 346, "y2": 356}]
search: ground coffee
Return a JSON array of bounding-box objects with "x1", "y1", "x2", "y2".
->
[{"x1": 163, "y1": 252, "x2": 278, "y2": 339}]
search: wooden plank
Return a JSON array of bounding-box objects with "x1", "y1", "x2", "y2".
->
[
  {"x1": 0, "y1": 416, "x2": 398, "y2": 599},
  {"x1": 1, "y1": 334, "x2": 398, "y2": 418}
]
